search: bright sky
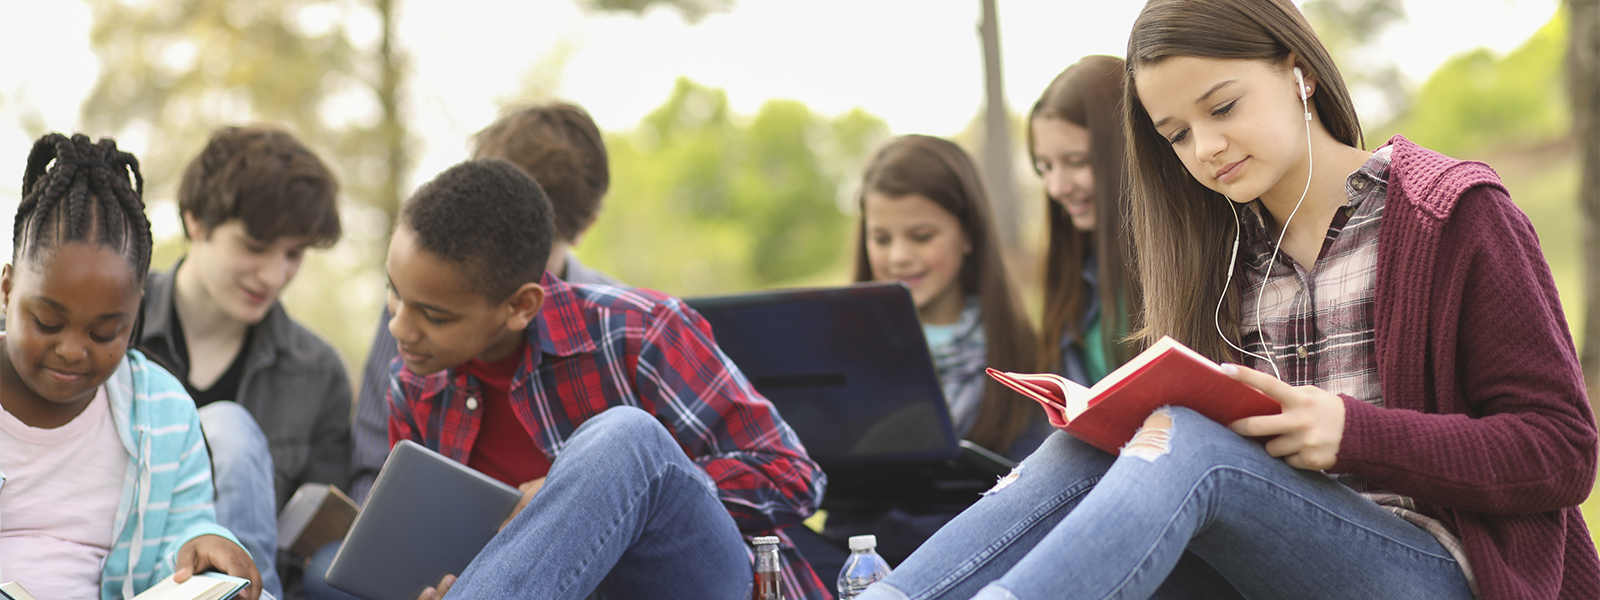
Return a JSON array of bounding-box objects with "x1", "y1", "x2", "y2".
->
[{"x1": 0, "y1": 0, "x2": 1565, "y2": 254}]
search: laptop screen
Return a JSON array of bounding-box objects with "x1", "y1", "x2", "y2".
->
[{"x1": 685, "y1": 282, "x2": 957, "y2": 466}]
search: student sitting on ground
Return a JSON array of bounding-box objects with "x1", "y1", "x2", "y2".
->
[
  {"x1": 832, "y1": 134, "x2": 1045, "y2": 565},
  {"x1": 314, "y1": 102, "x2": 628, "y2": 600},
  {"x1": 138, "y1": 125, "x2": 351, "y2": 599},
  {"x1": 852, "y1": 0, "x2": 1598, "y2": 598},
  {"x1": 349, "y1": 102, "x2": 621, "y2": 506},
  {"x1": 0, "y1": 133, "x2": 261, "y2": 600},
  {"x1": 854, "y1": 135, "x2": 1042, "y2": 460},
  {"x1": 380, "y1": 159, "x2": 828, "y2": 600}
]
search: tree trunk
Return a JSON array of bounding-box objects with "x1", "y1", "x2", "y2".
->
[
  {"x1": 1572, "y1": 0, "x2": 1600, "y2": 415},
  {"x1": 377, "y1": 0, "x2": 408, "y2": 233},
  {"x1": 979, "y1": 0, "x2": 1019, "y2": 253}
]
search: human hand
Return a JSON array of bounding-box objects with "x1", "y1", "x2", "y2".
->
[
  {"x1": 418, "y1": 574, "x2": 456, "y2": 600},
  {"x1": 1222, "y1": 363, "x2": 1346, "y2": 471},
  {"x1": 175, "y1": 534, "x2": 261, "y2": 600},
  {"x1": 499, "y1": 477, "x2": 546, "y2": 531}
]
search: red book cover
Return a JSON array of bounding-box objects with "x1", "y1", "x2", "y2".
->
[{"x1": 987, "y1": 336, "x2": 1281, "y2": 454}]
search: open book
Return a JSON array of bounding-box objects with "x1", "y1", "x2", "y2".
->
[
  {"x1": 2, "y1": 573, "x2": 250, "y2": 600},
  {"x1": 2, "y1": 582, "x2": 41, "y2": 600},
  {"x1": 130, "y1": 573, "x2": 250, "y2": 600},
  {"x1": 987, "y1": 336, "x2": 1281, "y2": 454}
]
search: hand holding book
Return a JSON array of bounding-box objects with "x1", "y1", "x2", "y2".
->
[
  {"x1": 174, "y1": 535, "x2": 260, "y2": 600},
  {"x1": 987, "y1": 336, "x2": 1283, "y2": 455},
  {"x1": 1219, "y1": 362, "x2": 1348, "y2": 471}
]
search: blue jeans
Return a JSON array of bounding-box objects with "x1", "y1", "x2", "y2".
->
[
  {"x1": 857, "y1": 407, "x2": 1474, "y2": 600},
  {"x1": 443, "y1": 406, "x2": 752, "y2": 600},
  {"x1": 198, "y1": 401, "x2": 283, "y2": 600},
  {"x1": 304, "y1": 541, "x2": 358, "y2": 600}
]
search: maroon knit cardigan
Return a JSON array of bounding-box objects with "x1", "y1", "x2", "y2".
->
[{"x1": 1331, "y1": 136, "x2": 1600, "y2": 598}]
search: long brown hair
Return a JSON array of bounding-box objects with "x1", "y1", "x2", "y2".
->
[
  {"x1": 1029, "y1": 55, "x2": 1141, "y2": 374},
  {"x1": 851, "y1": 135, "x2": 1039, "y2": 453},
  {"x1": 1123, "y1": 0, "x2": 1362, "y2": 362}
]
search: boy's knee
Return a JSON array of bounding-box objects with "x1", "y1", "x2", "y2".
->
[{"x1": 571, "y1": 406, "x2": 673, "y2": 449}]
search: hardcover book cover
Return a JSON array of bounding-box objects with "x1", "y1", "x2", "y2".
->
[{"x1": 987, "y1": 336, "x2": 1281, "y2": 454}]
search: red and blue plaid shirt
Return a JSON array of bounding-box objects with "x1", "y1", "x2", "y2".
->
[{"x1": 388, "y1": 273, "x2": 830, "y2": 599}]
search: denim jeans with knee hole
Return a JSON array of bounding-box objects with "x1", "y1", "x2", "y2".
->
[
  {"x1": 198, "y1": 401, "x2": 282, "y2": 599},
  {"x1": 855, "y1": 407, "x2": 1474, "y2": 600},
  {"x1": 439, "y1": 406, "x2": 752, "y2": 600}
]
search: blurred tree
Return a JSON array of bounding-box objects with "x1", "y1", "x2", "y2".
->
[
  {"x1": 581, "y1": 78, "x2": 889, "y2": 295},
  {"x1": 578, "y1": 0, "x2": 733, "y2": 23},
  {"x1": 1571, "y1": 0, "x2": 1599, "y2": 411},
  {"x1": 1303, "y1": 0, "x2": 1410, "y2": 132},
  {"x1": 978, "y1": 0, "x2": 1020, "y2": 253},
  {"x1": 1397, "y1": 14, "x2": 1570, "y2": 157},
  {"x1": 82, "y1": 0, "x2": 409, "y2": 374}
]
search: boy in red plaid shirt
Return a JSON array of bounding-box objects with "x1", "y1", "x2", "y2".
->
[{"x1": 381, "y1": 158, "x2": 829, "y2": 600}]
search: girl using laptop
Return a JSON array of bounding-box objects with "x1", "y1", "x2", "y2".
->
[
  {"x1": 835, "y1": 135, "x2": 1044, "y2": 564},
  {"x1": 852, "y1": 134, "x2": 1042, "y2": 461}
]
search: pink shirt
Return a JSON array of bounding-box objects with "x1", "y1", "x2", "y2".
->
[{"x1": 0, "y1": 384, "x2": 127, "y2": 600}]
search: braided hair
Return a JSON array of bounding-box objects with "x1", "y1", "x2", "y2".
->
[{"x1": 12, "y1": 133, "x2": 152, "y2": 337}]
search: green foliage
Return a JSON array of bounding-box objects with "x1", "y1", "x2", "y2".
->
[
  {"x1": 1396, "y1": 12, "x2": 1570, "y2": 157},
  {"x1": 83, "y1": 0, "x2": 404, "y2": 376},
  {"x1": 1303, "y1": 0, "x2": 1410, "y2": 125},
  {"x1": 580, "y1": 78, "x2": 888, "y2": 295}
]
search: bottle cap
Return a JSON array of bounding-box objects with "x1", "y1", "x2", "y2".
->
[
  {"x1": 752, "y1": 536, "x2": 781, "y2": 546},
  {"x1": 848, "y1": 535, "x2": 877, "y2": 551}
]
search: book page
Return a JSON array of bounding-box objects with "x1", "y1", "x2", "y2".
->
[
  {"x1": 1039, "y1": 376, "x2": 1092, "y2": 421},
  {"x1": 1, "y1": 582, "x2": 42, "y2": 600},
  {"x1": 996, "y1": 371, "x2": 1092, "y2": 421},
  {"x1": 131, "y1": 573, "x2": 248, "y2": 600}
]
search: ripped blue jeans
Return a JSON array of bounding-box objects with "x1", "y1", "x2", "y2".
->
[{"x1": 856, "y1": 407, "x2": 1473, "y2": 600}]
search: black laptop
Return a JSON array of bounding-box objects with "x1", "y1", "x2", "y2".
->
[{"x1": 685, "y1": 282, "x2": 1014, "y2": 511}]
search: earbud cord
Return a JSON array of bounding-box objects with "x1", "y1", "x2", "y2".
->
[{"x1": 1214, "y1": 80, "x2": 1315, "y2": 381}]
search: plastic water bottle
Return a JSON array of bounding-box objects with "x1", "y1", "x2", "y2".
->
[{"x1": 836, "y1": 534, "x2": 892, "y2": 599}]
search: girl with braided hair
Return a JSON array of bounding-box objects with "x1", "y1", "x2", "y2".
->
[{"x1": 0, "y1": 133, "x2": 263, "y2": 600}]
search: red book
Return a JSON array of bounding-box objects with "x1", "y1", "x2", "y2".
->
[{"x1": 986, "y1": 336, "x2": 1281, "y2": 454}]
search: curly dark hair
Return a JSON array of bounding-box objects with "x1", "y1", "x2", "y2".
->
[{"x1": 401, "y1": 158, "x2": 554, "y2": 301}]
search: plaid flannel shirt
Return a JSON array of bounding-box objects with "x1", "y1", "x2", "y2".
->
[
  {"x1": 388, "y1": 274, "x2": 830, "y2": 599},
  {"x1": 1238, "y1": 145, "x2": 1478, "y2": 597}
]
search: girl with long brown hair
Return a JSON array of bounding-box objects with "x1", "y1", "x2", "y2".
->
[
  {"x1": 1030, "y1": 55, "x2": 1140, "y2": 384},
  {"x1": 851, "y1": 1, "x2": 1596, "y2": 598},
  {"x1": 852, "y1": 134, "x2": 1041, "y2": 460},
  {"x1": 828, "y1": 135, "x2": 1043, "y2": 566}
]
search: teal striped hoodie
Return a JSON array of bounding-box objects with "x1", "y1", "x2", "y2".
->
[
  {"x1": 99, "y1": 350, "x2": 242, "y2": 598},
  {"x1": 0, "y1": 350, "x2": 244, "y2": 599}
]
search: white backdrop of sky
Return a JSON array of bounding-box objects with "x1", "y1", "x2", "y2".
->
[{"x1": 0, "y1": 0, "x2": 1564, "y2": 254}]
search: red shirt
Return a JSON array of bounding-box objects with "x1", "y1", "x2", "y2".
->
[{"x1": 459, "y1": 337, "x2": 551, "y2": 487}]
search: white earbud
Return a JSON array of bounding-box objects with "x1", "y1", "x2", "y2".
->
[
  {"x1": 1293, "y1": 67, "x2": 1311, "y2": 121},
  {"x1": 1213, "y1": 66, "x2": 1318, "y2": 381}
]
